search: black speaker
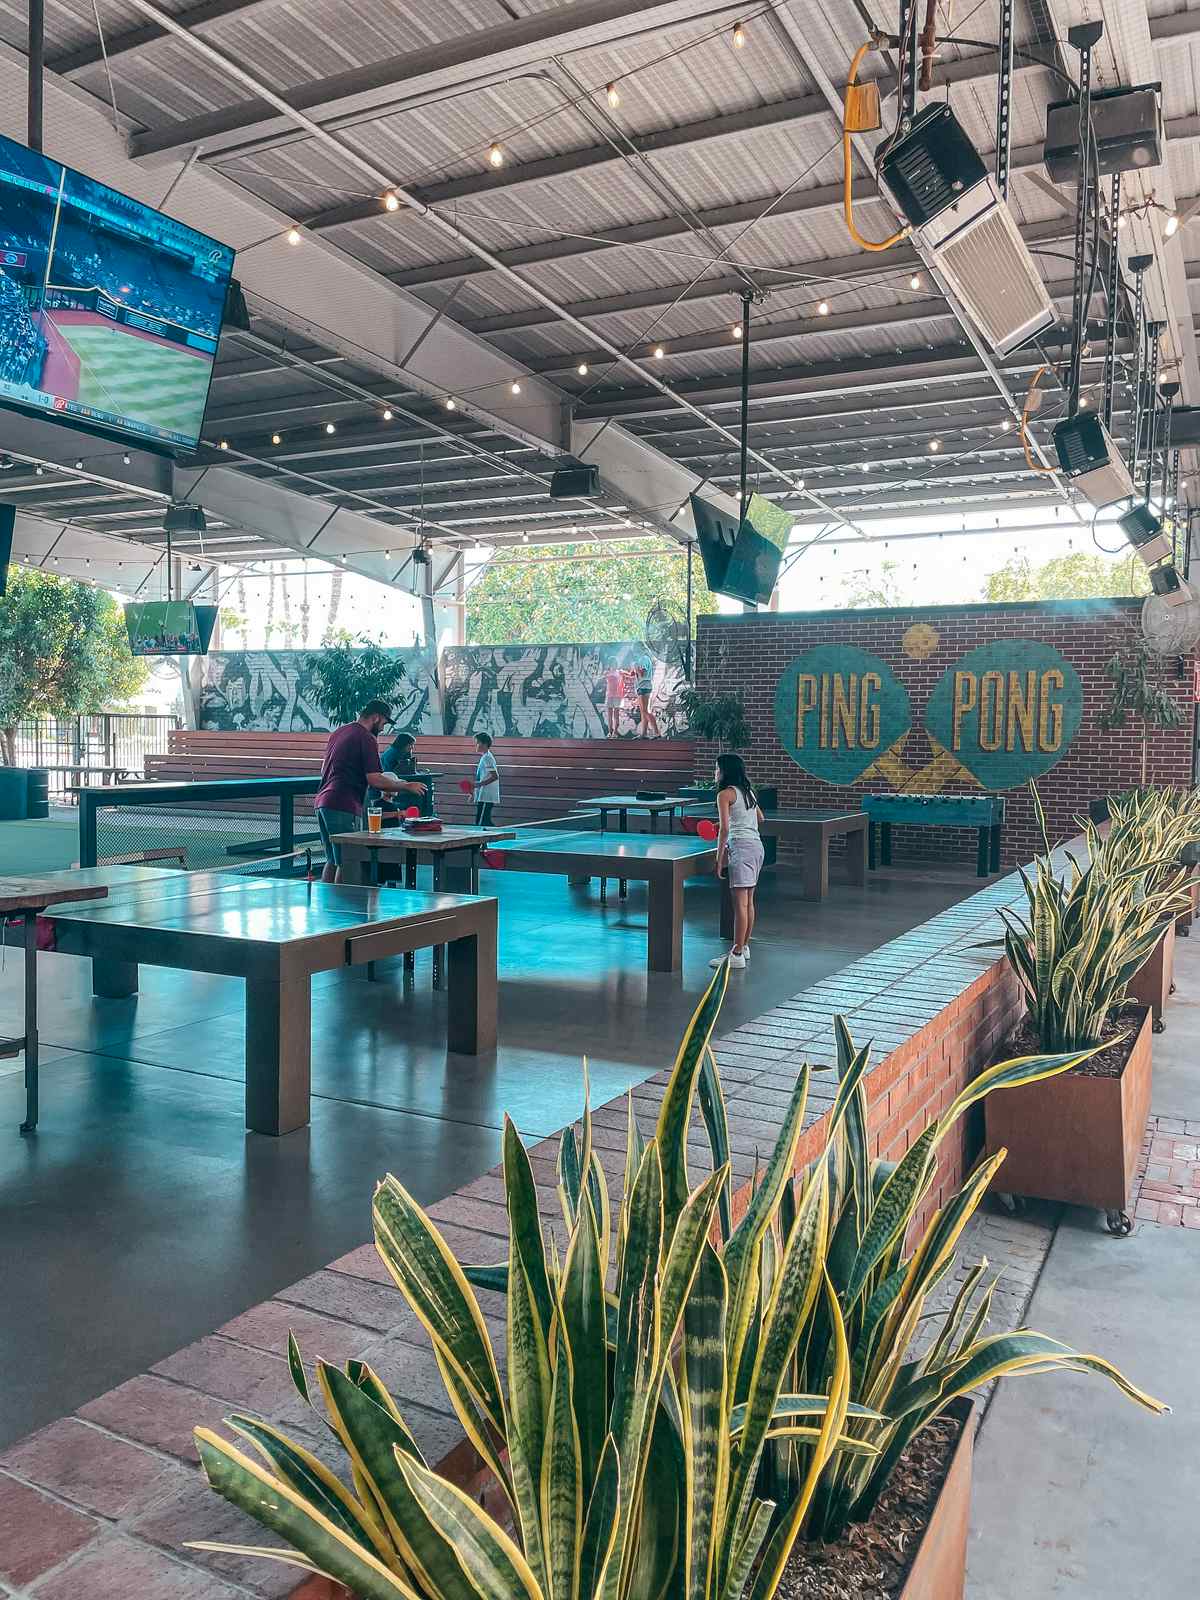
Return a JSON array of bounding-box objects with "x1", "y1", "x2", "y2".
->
[
  {"x1": 0, "y1": 503, "x2": 14, "y2": 597},
  {"x1": 550, "y1": 466, "x2": 600, "y2": 499},
  {"x1": 689, "y1": 493, "x2": 784, "y2": 606}
]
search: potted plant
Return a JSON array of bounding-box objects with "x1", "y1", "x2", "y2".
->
[
  {"x1": 676, "y1": 685, "x2": 752, "y2": 750},
  {"x1": 309, "y1": 634, "x2": 409, "y2": 727},
  {"x1": 984, "y1": 794, "x2": 1190, "y2": 1233},
  {"x1": 1103, "y1": 787, "x2": 1200, "y2": 1027},
  {"x1": 1098, "y1": 638, "x2": 1186, "y2": 786},
  {"x1": 191, "y1": 969, "x2": 1164, "y2": 1600}
]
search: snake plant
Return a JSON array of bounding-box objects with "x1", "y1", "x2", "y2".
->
[{"x1": 193, "y1": 965, "x2": 1165, "y2": 1592}]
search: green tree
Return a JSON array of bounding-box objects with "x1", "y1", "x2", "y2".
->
[
  {"x1": 465, "y1": 539, "x2": 716, "y2": 644},
  {"x1": 0, "y1": 570, "x2": 148, "y2": 765},
  {"x1": 309, "y1": 633, "x2": 407, "y2": 726},
  {"x1": 840, "y1": 558, "x2": 910, "y2": 609},
  {"x1": 982, "y1": 550, "x2": 1148, "y2": 602}
]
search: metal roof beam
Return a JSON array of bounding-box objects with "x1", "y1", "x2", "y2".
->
[
  {"x1": 48, "y1": 0, "x2": 282, "y2": 76},
  {"x1": 127, "y1": 0, "x2": 748, "y2": 164}
]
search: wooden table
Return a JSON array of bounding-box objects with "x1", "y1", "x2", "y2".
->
[
  {"x1": 0, "y1": 875, "x2": 108, "y2": 1134},
  {"x1": 333, "y1": 825, "x2": 515, "y2": 987},
  {"x1": 489, "y1": 830, "x2": 717, "y2": 972},
  {"x1": 684, "y1": 806, "x2": 869, "y2": 913},
  {"x1": 8, "y1": 865, "x2": 497, "y2": 1136}
]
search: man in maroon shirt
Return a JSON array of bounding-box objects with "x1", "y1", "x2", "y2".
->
[{"x1": 315, "y1": 699, "x2": 426, "y2": 881}]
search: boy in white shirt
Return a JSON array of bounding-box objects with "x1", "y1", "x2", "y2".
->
[{"x1": 473, "y1": 732, "x2": 500, "y2": 825}]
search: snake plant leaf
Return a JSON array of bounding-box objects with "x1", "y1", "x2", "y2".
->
[
  {"x1": 578, "y1": 1435, "x2": 621, "y2": 1600},
  {"x1": 286, "y1": 1332, "x2": 310, "y2": 1407},
  {"x1": 373, "y1": 1176, "x2": 505, "y2": 1434},
  {"x1": 698, "y1": 1046, "x2": 733, "y2": 1241},
  {"x1": 505, "y1": 1115, "x2": 556, "y2": 1346},
  {"x1": 345, "y1": 1361, "x2": 423, "y2": 1446},
  {"x1": 656, "y1": 961, "x2": 730, "y2": 1234},
  {"x1": 395, "y1": 1452, "x2": 547, "y2": 1600},
  {"x1": 843, "y1": 1123, "x2": 939, "y2": 1305},
  {"x1": 195, "y1": 1429, "x2": 420, "y2": 1600},
  {"x1": 559, "y1": 1125, "x2": 582, "y2": 1234},
  {"x1": 318, "y1": 1364, "x2": 465, "y2": 1589},
  {"x1": 921, "y1": 1260, "x2": 990, "y2": 1375},
  {"x1": 659, "y1": 1166, "x2": 729, "y2": 1350},
  {"x1": 719, "y1": 1500, "x2": 774, "y2": 1600},
  {"x1": 629, "y1": 1403, "x2": 685, "y2": 1600},
  {"x1": 185, "y1": 1540, "x2": 320, "y2": 1573},
  {"x1": 749, "y1": 1271, "x2": 852, "y2": 1600},
  {"x1": 560, "y1": 1195, "x2": 609, "y2": 1496},
  {"x1": 226, "y1": 1414, "x2": 392, "y2": 1561},
  {"x1": 508, "y1": 1241, "x2": 552, "y2": 1596},
  {"x1": 463, "y1": 1263, "x2": 509, "y2": 1297},
  {"x1": 542, "y1": 1324, "x2": 584, "y2": 1600},
  {"x1": 728, "y1": 1396, "x2": 884, "y2": 1434},
  {"x1": 935, "y1": 1045, "x2": 1101, "y2": 1138},
  {"x1": 680, "y1": 1243, "x2": 728, "y2": 1600},
  {"x1": 430, "y1": 1345, "x2": 516, "y2": 1509}
]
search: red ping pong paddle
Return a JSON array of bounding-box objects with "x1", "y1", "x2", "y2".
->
[
  {"x1": 697, "y1": 819, "x2": 719, "y2": 842},
  {"x1": 680, "y1": 815, "x2": 698, "y2": 834},
  {"x1": 459, "y1": 777, "x2": 474, "y2": 793},
  {"x1": 404, "y1": 805, "x2": 420, "y2": 818},
  {"x1": 481, "y1": 849, "x2": 506, "y2": 869}
]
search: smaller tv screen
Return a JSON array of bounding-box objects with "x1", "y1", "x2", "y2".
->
[
  {"x1": 124, "y1": 600, "x2": 217, "y2": 656},
  {"x1": 0, "y1": 503, "x2": 13, "y2": 598},
  {"x1": 690, "y1": 491, "x2": 793, "y2": 606},
  {"x1": 0, "y1": 132, "x2": 234, "y2": 453}
]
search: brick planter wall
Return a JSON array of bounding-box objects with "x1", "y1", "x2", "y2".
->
[{"x1": 694, "y1": 599, "x2": 1197, "y2": 868}]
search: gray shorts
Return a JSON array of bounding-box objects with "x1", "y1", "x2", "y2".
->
[
  {"x1": 726, "y1": 835, "x2": 765, "y2": 888},
  {"x1": 316, "y1": 806, "x2": 357, "y2": 865}
]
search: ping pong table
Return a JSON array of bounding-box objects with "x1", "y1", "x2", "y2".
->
[
  {"x1": 488, "y1": 830, "x2": 718, "y2": 972},
  {"x1": 684, "y1": 805, "x2": 869, "y2": 907},
  {"x1": 8, "y1": 865, "x2": 498, "y2": 1136}
]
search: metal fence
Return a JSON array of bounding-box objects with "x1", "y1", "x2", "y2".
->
[{"x1": 8, "y1": 713, "x2": 180, "y2": 798}]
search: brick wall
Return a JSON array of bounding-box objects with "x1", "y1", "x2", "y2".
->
[{"x1": 695, "y1": 598, "x2": 1197, "y2": 867}]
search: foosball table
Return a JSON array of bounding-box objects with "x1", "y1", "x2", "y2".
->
[{"x1": 864, "y1": 793, "x2": 1006, "y2": 877}]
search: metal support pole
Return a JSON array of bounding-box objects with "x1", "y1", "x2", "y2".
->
[
  {"x1": 1102, "y1": 173, "x2": 1121, "y2": 429},
  {"x1": 738, "y1": 291, "x2": 752, "y2": 520},
  {"x1": 1128, "y1": 258, "x2": 1151, "y2": 478},
  {"x1": 1159, "y1": 386, "x2": 1177, "y2": 511},
  {"x1": 1066, "y1": 24, "x2": 1102, "y2": 417},
  {"x1": 684, "y1": 542, "x2": 694, "y2": 681},
  {"x1": 27, "y1": 0, "x2": 44, "y2": 153},
  {"x1": 995, "y1": 0, "x2": 1015, "y2": 197},
  {"x1": 1143, "y1": 332, "x2": 1162, "y2": 505},
  {"x1": 897, "y1": 0, "x2": 919, "y2": 133}
]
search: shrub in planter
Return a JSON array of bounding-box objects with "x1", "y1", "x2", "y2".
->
[{"x1": 192, "y1": 970, "x2": 1165, "y2": 1600}]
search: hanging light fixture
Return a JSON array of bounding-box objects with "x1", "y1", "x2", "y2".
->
[
  {"x1": 271, "y1": 432, "x2": 281, "y2": 445},
  {"x1": 382, "y1": 190, "x2": 401, "y2": 212},
  {"x1": 909, "y1": 273, "x2": 921, "y2": 290},
  {"x1": 382, "y1": 409, "x2": 393, "y2": 421},
  {"x1": 510, "y1": 380, "x2": 522, "y2": 395},
  {"x1": 817, "y1": 299, "x2": 830, "y2": 315},
  {"x1": 731, "y1": 323, "x2": 743, "y2": 339},
  {"x1": 1164, "y1": 210, "x2": 1180, "y2": 238},
  {"x1": 732, "y1": 20, "x2": 746, "y2": 48},
  {"x1": 606, "y1": 82, "x2": 620, "y2": 108},
  {"x1": 286, "y1": 226, "x2": 301, "y2": 245},
  {"x1": 577, "y1": 362, "x2": 589, "y2": 375},
  {"x1": 652, "y1": 344, "x2": 665, "y2": 359},
  {"x1": 446, "y1": 397, "x2": 458, "y2": 410},
  {"x1": 487, "y1": 142, "x2": 505, "y2": 169},
  {"x1": 325, "y1": 421, "x2": 336, "y2": 434}
]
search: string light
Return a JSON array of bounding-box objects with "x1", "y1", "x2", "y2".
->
[
  {"x1": 510, "y1": 380, "x2": 522, "y2": 394},
  {"x1": 732, "y1": 19, "x2": 746, "y2": 47},
  {"x1": 446, "y1": 397, "x2": 458, "y2": 410},
  {"x1": 817, "y1": 299, "x2": 830, "y2": 315},
  {"x1": 606, "y1": 82, "x2": 620, "y2": 108},
  {"x1": 577, "y1": 362, "x2": 589, "y2": 375},
  {"x1": 218, "y1": 440, "x2": 228, "y2": 450},
  {"x1": 382, "y1": 191, "x2": 401, "y2": 212},
  {"x1": 271, "y1": 433, "x2": 281, "y2": 445},
  {"x1": 1164, "y1": 210, "x2": 1180, "y2": 238},
  {"x1": 74, "y1": 459, "x2": 83, "y2": 469},
  {"x1": 487, "y1": 143, "x2": 505, "y2": 169},
  {"x1": 286, "y1": 226, "x2": 301, "y2": 245},
  {"x1": 383, "y1": 409, "x2": 393, "y2": 420},
  {"x1": 731, "y1": 323, "x2": 743, "y2": 339},
  {"x1": 1000, "y1": 418, "x2": 1011, "y2": 431},
  {"x1": 909, "y1": 273, "x2": 921, "y2": 290},
  {"x1": 929, "y1": 438, "x2": 941, "y2": 451},
  {"x1": 323, "y1": 421, "x2": 335, "y2": 434},
  {"x1": 122, "y1": 452, "x2": 131, "y2": 464},
  {"x1": 652, "y1": 344, "x2": 665, "y2": 359},
  {"x1": 1117, "y1": 211, "x2": 1128, "y2": 230}
]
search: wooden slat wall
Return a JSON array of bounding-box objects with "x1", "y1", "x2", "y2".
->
[{"x1": 148, "y1": 732, "x2": 698, "y2": 826}]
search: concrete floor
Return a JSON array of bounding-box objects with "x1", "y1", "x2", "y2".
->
[
  {"x1": 0, "y1": 849, "x2": 978, "y2": 1448},
  {"x1": 967, "y1": 935, "x2": 1200, "y2": 1597}
]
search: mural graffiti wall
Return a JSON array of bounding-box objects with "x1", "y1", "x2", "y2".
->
[
  {"x1": 441, "y1": 643, "x2": 687, "y2": 738},
  {"x1": 197, "y1": 648, "x2": 443, "y2": 733}
]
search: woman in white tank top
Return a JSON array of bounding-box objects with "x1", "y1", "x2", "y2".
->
[{"x1": 710, "y1": 751, "x2": 764, "y2": 971}]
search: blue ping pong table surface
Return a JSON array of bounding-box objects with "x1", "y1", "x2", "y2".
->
[
  {"x1": 25, "y1": 864, "x2": 482, "y2": 942},
  {"x1": 499, "y1": 830, "x2": 716, "y2": 863}
]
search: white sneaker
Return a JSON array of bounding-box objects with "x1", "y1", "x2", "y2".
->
[
  {"x1": 742, "y1": 944, "x2": 751, "y2": 962},
  {"x1": 710, "y1": 950, "x2": 747, "y2": 970}
]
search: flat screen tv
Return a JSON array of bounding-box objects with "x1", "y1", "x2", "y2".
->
[
  {"x1": 0, "y1": 132, "x2": 234, "y2": 453},
  {"x1": 124, "y1": 600, "x2": 218, "y2": 656},
  {"x1": 690, "y1": 491, "x2": 794, "y2": 606},
  {"x1": 0, "y1": 503, "x2": 13, "y2": 597}
]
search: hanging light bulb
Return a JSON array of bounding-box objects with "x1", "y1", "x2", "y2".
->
[
  {"x1": 271, "y1": 432, "x2": 281, "y2": 446},
  {"x1": 1164, "y1": 209, "x2": 1180, "y2": 238},
  {"x1": 446, "y1": 397, "x2": 457, "y2": 410},
  {"x1": 382, "y1": 190, "x2": 401, "y2": 212},
  {"x1": 286, "y1": 226, "x2": 301, "y2": 245},
  {"x1": 577, "y1": 362, "x2": 589, "y2": 375},
  {"x1": 732, "y1": 19, "x2": 746, "y2": 48},
  {"x1": 929, "y1": 438, "x2": 941, "y2": 452},
  {"x1": 652, "y1": 344, "x2": 665, "y2": 359},
  {"x1": 122, "y1": 452, "x2": 131, "y2": 464},
  {"x1": 1000, "y1": 418, "x2": 1011, "y2": 432},
  {"x1": 487, "y1": 142, "x2": 505, "y2": 169},
  {"x1": 1117, "y1": 210, "x2": 1128, "y2": 230},
  {"x1": 909, "y1": 273, "x2": 921, "y2": 290},
  {"x1": 817, "y1": 299, "x2": 830, "y2": 315},
  {"x1": 731, "y1": 322, "x2": 743, "y2": 339},
  {"x1": 606, "y1": 82, "x2": 620, "y2": 108},
  {"x1": 382, "y1": 409, "x2": 393, "y2": 421},
  {"x1": 510, "y1": 380, "x2": 522, "y2": 395},
  {"x1": 325, "y1": 421, "x2": 336, "y2": 434},
  {"x1": 218, "y1": 440, "x2": 228, "y2": 451}
]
